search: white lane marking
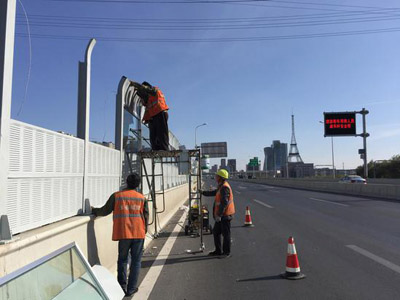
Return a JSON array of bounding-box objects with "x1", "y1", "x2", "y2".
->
[
  {"x1": 254, "y1": 199, "x2": 273, "y2": 208},
  {"x1": 309, "y1": 197, "x2": 348, "y2": 207},
  {"x1": 238, "y1": 186, "x2": 247, "y2": 189},
  {"x1": 137, "y1": 212, "x2": 187, "y2": 299},
  {"x1": 346, "y1": 245, "x2": 400, "y2": 274},
  {"x1": 236, "y1": 191, "x2": 241, "y2": 194}
]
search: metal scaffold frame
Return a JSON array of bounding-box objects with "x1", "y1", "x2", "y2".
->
[{"x1": 137, "y1": 149, "x2": 205, "y2": 252}]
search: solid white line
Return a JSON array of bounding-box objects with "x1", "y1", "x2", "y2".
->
[
  {"x1": 238, "y1": 186, "x2": 247, "y2": 189},
  {"x1": 346, "y1": 245, "x2": 400, "y2": 274},
  {"x1": 254, "y1": 199, "x2": 273, "y2": 208},
  {"x1": 309, "y1": 197, "x2": 348, "y2": 207},
  {"x1": 136, "y1": 212, "x2": 187, "y2": 299},
  {"x1": 236, "y1": 191, "x2": 241, "y2": 194}
]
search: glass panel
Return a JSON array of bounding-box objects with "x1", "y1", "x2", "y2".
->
[
  {"x1": 123, "y1": 110, "x2": 151, "y2": 152},
  {"x1": 141, "y1": 124, "x2": 151, "y2": 150},
  {"x1": 0, "y1": 246, "x2": 107, "y2": 300}
]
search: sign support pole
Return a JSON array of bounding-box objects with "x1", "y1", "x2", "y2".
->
[{"x1": 361, "y1": 108, "x2": 369, "y2": 178}]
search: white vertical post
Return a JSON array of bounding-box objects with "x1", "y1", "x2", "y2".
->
[
  {"x1": 0, "y1": 0, "x2": 16, "y2": 240},
  {"x1": 116, "y1": 77, "x2": 129, "y2": 188},
  {"x1": 77, "y1": 38, "x2": 96, "y2": 213}
]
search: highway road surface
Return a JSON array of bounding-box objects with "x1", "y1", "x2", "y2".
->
[{"x1": 134, "y1": 179, "x2": 400, "y2": 300}]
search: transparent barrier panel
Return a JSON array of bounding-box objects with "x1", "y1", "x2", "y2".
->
[{"x1": 0, "y1": 244, "x2": 107, "y2": 300}]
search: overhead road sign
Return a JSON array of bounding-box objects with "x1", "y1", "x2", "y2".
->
[
  {"x1": 322, "y1": 108, "x2": 369, "y2": 179},
  {"x1": 201, "y1": 142, "x2": 227, "y2": 158},
  {"x1": 324, "y1": 112, "x2": 356, "y2": 137},
  {"x1": 248, "y1": 157, "x2": 259, "y2": 167}
]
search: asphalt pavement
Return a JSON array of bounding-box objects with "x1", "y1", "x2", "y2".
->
[{"x1": 135, "y1": 179, "x2": 400, "y2": 300}]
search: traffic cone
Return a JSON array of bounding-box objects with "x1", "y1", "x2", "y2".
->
[
  {"x1": 243, "y1": 206, "x2": 254, "y2": 227},
  {"x1": 281, "y1": 236, "x2": 306, "y2": 280}
]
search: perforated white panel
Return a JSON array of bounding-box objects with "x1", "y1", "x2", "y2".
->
[
  {"x1": 9, "y1": 120, "x2": 84, "y2": 175},
  {"x1": 5, "y1": 120, "x2": 187, "y2": 235},
  {"x1": 6, "y1": 177, "x2": 83, "y2": 234},
  {"x1": 86, "y1": 142, "x2": 120, "y2": 207},
  {"x1": 7, "y1": 120, "x2": 85, "y2": 234}
]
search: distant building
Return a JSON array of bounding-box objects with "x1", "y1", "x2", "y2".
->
[
  {"x1": 263, "y1": 140, "x2": 287, "y2": 173},
  {"x1": 315, "y1": 168, "x2": 356, "y2": 177},
  {"x1": 211, "y1": 164, "x2": 218, "y2": 173},
  {"x1": 220, "y1": 159, "x2": 226, "y2": 169},
  {"x1": 93, "y1": 141, "x2": 116, "y2": 149},
  {"x1": 57, "y1": 131, "x2": 75, "y2": 137},
  {"x1": 102, "y1": 141, "x2": 115, "y2": 149},
  {"x1": 246, "y1": 164, "x2": 260, "y2": 171},
  {"x1": 227, "y1": 159, "x2": 237, "y2": 173},
  {"x1": 284, "y1": 162, "x2": 314, "y2": 178}
]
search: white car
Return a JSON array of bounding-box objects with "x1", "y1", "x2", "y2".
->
[{"x1": 339, "y1": 175, "x2": 367, "y2": 184}]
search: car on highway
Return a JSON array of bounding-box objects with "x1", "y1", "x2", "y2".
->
[{"x1": 339, "y1": 175, "x2": 367, "y2": 184}]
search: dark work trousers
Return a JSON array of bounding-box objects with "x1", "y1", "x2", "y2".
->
[
  {"x1": 149, "y1": 110, "x2": 169, "y2": 150},
  {"x1": 117, "y1": 239, "x2": 144, "y2": 294},
  {"x1": 213, "y1": 218, "x2": 232, "y2": 254}
]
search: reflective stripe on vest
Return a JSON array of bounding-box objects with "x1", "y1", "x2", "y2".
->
[
  {"x1": 214, "y1": 181, "x2": 235, "y2": 217},
  {"x1": 143, "y1": 88, "x2": 169, "y2": 121},
  {"x1": 112, "y1": 190, "x2": 146, "y2": 240}
]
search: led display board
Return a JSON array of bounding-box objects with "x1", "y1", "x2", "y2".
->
[
  {"x1": 324, "y1": 112, "x2": 356, "y2": 136},
  {"x1": 201, "y1": 142, "x2": 227, "y2": 158}
]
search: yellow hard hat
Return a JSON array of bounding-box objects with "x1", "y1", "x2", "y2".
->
[{"x1": 216, "y1": 169, "x2": 229, "y2": 179}]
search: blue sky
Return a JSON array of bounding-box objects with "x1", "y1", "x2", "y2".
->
[{"x1": 11, "y1": 0, "x2": 400, "y2": 171}]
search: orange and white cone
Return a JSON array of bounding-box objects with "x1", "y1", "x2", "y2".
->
[
  {"x1": 243, "y1": 206, "x2": 254, "y2": 227},
  {"x1": 281, "y1": 236, "x2": 306, "y2": 280}
]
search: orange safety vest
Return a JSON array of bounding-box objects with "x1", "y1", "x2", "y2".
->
[
  {"x1": 143, "y1": 87, "x2": 169, "y2": 122},
  {"x1": 214, "y1": 181, "x2": 235, "y2": 217},
  {"x1": 112, "y1": 190, "x2": 146, "y2": 240}
]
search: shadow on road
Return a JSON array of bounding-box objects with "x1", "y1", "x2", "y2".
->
[
  {"x1": 231, "y1": 225, "x2": 251, "y2": 229},
  {"x1": 142, "y1": 254, "x2": 219, "y2": 268},
  {"x1": 236, "y1": 275, "x2": 283, "y2": 282}
]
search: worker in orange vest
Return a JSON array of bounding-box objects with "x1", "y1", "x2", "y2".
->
[
  {"x1": 131, "y1": 81, "x2": 169, "y2": 151},
  {"x1": 201, "y1": 169, "x2": 235, "y2": 258},
  {"x1": 92, "y1": 173, "x2": 148, "y2": 297}
]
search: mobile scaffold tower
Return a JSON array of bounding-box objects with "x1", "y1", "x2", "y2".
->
[{"x1": 137, "y1": 149, "x2": 205, "y2": 252}]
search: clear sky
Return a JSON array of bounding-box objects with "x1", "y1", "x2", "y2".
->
[{"x1": 11, "y1": 0, "x2": 400, "y2": 171}]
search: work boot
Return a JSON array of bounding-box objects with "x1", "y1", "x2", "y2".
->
[
  {"x1": 219, "y1": 253, "x2": 231, "y2": 259},
  {"x1": 208, "y1": 250, "x2": 222, "y2": 256},
  {"x1": 125, "y1": 288, "x2": 138, "y2": 297}
]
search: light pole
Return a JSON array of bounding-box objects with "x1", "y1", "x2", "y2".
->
[
  {"x1": 195, "y1": 123, "x2": 207, "y2": 149},
  {"x1": 320, "y1": 121, "x2": 335, "y2": 178}
]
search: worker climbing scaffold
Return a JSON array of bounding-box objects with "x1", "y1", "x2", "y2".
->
[{"x1": 121, "y1": 78, "x2": 207, "y2": 253}]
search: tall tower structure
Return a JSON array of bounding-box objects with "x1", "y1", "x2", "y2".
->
[{"x1": 288, "y1": 114, "x2": 303, "y2": 163}]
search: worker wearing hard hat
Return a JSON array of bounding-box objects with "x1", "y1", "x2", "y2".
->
[
  {"x1": 131, "y1": 81, "x2": 169, "y2": 151},
  {"x1": 201, "y1": 169, "x2": 235, "y2": 258}
]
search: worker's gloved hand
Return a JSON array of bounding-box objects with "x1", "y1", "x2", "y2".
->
[
  {"x1": 215, "y1": 216, "x2": 221, "y2": 222},
  {"x1": 131, "y1": 81, "x2": 142, "y2": 88},
  {"x1": 90, "y1": 207, "x2": 96, "y2": 217}
]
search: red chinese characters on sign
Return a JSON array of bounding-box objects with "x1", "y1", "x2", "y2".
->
[
  {"x1": 324, "y1": 112, "x2": 357, "y2": 136},
  {"x1": 326, "y1": 118, "x2": 355, "y2": 129}
]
